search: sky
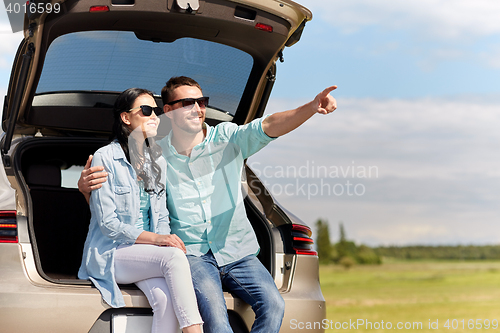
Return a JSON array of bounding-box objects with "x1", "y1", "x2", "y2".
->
[
  {"x1": 250, "y1": 0, "x2": 500, "y2": 246},
  {"x1": 1, "y1": 0, "x2": 500, "y2": 246}
]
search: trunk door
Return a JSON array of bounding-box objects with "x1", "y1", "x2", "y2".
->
[{"x1": 2, "y1": 0, "x2": 311, "y2": 152}]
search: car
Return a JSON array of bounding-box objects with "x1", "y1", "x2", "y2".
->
[{"x1": 0, "y1": 0, "x2": 325, "y2": 332}]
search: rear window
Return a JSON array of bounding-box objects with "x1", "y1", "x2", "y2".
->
[{"x1": 36, "y1": 31, "x2": 254, "y2": 115}]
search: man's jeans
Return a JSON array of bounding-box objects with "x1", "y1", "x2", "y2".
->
[{"x1": 187, "y1": 251, "x2": 285, "y2": 333}]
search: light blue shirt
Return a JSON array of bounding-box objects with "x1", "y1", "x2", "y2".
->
[
  {"x1": 136, "y1": 180, "x2": 151, "y2": 231},
  {"x1": 78, "y1": 141, "x2": 170, "y2": 307},
  {"x1": 159, "y1": 117, "x2": 275, "y2": 266}
]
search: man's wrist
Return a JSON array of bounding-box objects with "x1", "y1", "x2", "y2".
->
[{"x1": 302, "y1": 100, "x2": 318, "y2": 116}]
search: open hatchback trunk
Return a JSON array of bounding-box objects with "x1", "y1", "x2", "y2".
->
[
  {"x1": 2, "y1": 0, "x2": 311, "y2": 279},
  {"x1": 0, "y1": 1, "x2": 326, "y2": 332}
]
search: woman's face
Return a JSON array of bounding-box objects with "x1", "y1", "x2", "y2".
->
[{"x1": 121, "y1": 94, "x2": 160, "y2": 138}]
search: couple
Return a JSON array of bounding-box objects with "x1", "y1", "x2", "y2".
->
[{"x1": 77, "y1": 76, "x2": 337, "y2": 333}]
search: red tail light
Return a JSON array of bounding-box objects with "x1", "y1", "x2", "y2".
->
[
  {"x1": 0, "y1": 211, "x2": 17, "y2": 243},
  {"x1": 292, "y1": 224, "x2": 317, "y2": 256},
  {"x1": 255, "y1": 23, "x2": 273, "y2": 33},
  {"x1": 89, "y1": 5, "x2": 109, "y2": 12}
]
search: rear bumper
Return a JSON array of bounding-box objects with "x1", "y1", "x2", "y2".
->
[
  {"x1": 280, "y1": 254, "x2": 326, "y2": 333},
  {"x1": 1, "y1": 244, "x2": 325, "y2": 332}
]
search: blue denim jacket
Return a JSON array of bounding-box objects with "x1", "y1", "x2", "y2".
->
[{"x1": 78, "y1": 141, "x2": 170, "y2": 307}]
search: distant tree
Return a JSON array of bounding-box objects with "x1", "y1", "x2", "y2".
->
[
  {"x1": 334, "y1": 222, "x2": 381, "y2": 266},
  {"x1": 338, "y1": 256, "x2": 356, "y2": 269},
  {"x1": 335, "y1": 222, "x2": 357, "y2": 259},
  {"x1": 356, "y1": 245, "x2": 382, "y2": 264},
  {"x1": 315, "y1": 219, "x2": 333, "y2": 264},
  {"x1": 339, "y1": 222, "x2": 347, "y2": 242}
]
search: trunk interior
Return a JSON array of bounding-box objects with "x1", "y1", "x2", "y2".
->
[{"x1": 15, "y1": 137, "x2": 274, "y2": 283}]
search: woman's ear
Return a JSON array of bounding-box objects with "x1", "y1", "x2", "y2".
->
[{"x1": 120, "y1": 112, "x2": 131, "y2": 125}]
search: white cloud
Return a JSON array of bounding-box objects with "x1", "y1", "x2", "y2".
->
[
  {"x1": 0, "y1": 30, "x2": 23, "y2": 70},
  {"x1": 0, "y1": 30, "x2": 23, "y2": 54},
  {"x1": 1, "y1": 5, "x2": 15, "y2": 32},
  {"x1": 300, "y1": 0, "x2": 500, "y2": 40},
  {"x1": 262, "y1": 96, "x2": 500, "y2": 179},
  {"x1": 0, "y1": 7, "x2": 24, "y2": 68},
  {"x1": 252, "y1": 96, "x2": 500, "y2": 245}
]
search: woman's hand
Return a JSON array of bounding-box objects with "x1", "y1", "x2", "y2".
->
[
  {"x1": 154, "y1": 234, "x2": 187, "y2": 253},
  {"x1": 136, "y1": 231, "x2": 187, "y2": 253}
]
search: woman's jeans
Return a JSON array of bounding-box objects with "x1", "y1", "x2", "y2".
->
[
  {"x1": 114, "y1": 244, "x2": 203, "y2": 333},
  {"x1": 187, "y1": 251, "x2": 285, "y2": 333}
]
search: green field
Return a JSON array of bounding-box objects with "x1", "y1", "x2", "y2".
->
[{"x1": 319, "y1": 260, "x2": 500, "y2": 332}]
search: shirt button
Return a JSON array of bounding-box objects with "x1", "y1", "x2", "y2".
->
[
  {"x1": 209, "y1": 241, "x2": 212, "y2": 244},
  {"x1": 207, "y1": 220, "x2": 211, "y2": 224},
  {"x1": 203, "y1": 200, "x2": 206, "y2": 203}
]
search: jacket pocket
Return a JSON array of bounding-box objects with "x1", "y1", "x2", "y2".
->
[{"x1": 114, "y1": 185, "x2": 132, "y2": 214}]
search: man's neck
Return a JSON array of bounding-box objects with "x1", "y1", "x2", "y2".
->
[{"x1": 171, "y1": 127, "x2": 206, "y2": 157}]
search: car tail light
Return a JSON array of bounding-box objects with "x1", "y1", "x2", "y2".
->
[
  {"x1": 255, "y1": 23, "x2": 273, "y2": 33},
  {"x1": 89, "y1": 5, "x2": 109, "y2": 12},
  {"x1": 0, "y1": 211, "x2": 17, "y2": 243},
  {"x1": 292, "y1": 224, "x2": 317, "y2": 256}
]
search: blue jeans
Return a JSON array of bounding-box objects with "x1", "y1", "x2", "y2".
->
[{"x1": 187, "y1": 251, "x2": 285, "y2": 333}]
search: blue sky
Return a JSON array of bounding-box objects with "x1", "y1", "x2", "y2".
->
[
  {"x1": 271, "y1": 0, "x2": 500, "y2": 100},
  {"x1": 2, "y1": 0, "x2": 500, "y2": 246},
  {"x1": 251, "y1": 0, "x2": 500, "y2": 246}
]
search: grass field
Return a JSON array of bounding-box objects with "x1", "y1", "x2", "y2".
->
[{"x1": 319, "y1": 260, "x2": 500, "y2": 332}]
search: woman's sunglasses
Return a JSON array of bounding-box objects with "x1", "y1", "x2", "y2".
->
[
  {"x1": 128, "y1": 105, "x2": 163, "y2": 116},
  {"x1": 166, "y1": 97, "x2": 209, "y2": 109}
]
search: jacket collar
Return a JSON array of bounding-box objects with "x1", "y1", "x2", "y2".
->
[{"x1": 111, "y1": 140, "x2": 128, "y2": 161}]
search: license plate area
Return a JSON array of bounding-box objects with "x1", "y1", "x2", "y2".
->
[{"x1": 112, "y1": 314, "x2": 156, "y2": 333}]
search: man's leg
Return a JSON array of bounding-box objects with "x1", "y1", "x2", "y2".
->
[
  {"x1": 221, "y1": 254, "x2": 285, "y2": 333},
  {"x1": 187, "y1": 252, "x2": 233, "y2": 333}
]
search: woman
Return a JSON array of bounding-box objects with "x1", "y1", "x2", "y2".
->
[{"x1": 78, "y1": 88, "x2": 203, "y2": 333}]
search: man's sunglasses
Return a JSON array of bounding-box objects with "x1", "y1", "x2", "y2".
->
[
  {"x1": 128, "y1": 105, "x2": 163, "y2": 116},
  {"x1": 166, "y1": 97, "x2": 209, "y2": 109}
]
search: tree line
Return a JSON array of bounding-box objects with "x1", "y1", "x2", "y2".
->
[
  {"x1": 315, "y1": 219, "x2": 500, "y2": 266},
  {"x1": 374, "y1": 245, "x2": 500, "y2": 260},
  {"x1": 315, "y1": 219, "x2": 381, "y2": 267}
]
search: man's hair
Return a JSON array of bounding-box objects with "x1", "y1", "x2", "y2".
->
[{"x1": 161, "y1": 76, "x2": 202, "y2": 105}]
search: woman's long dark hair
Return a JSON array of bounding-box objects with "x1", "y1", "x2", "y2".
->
[{"x1": 111, "y1": 88, "x2": 165, "y2": 195}]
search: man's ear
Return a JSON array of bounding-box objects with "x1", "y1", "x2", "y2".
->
[
  {"x1": 120, "y1": 112, "x2": 131, "y2": 125},
  {"x1": 163, "y1": 105, "x2": 173, "y2": 119}
]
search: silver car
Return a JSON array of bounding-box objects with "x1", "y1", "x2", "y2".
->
[{"x1": 0, "y1": 0, "x2": 325, "y2": 332}]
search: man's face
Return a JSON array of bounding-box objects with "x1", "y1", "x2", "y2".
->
[{"x1": 164, "y1": 85, "x2": 206, "y2": 135}]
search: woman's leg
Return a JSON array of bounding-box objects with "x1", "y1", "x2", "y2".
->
[
  {"x1": 135, "y1": 278, "x2": 178, "y2": 333},
  {"x1": 114, "y1": 244, "x2": 203, "y2": 332}
]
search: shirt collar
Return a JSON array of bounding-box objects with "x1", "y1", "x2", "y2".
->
[{"x1": 166, "y1": 122, "x2": 211, "y2": 155}]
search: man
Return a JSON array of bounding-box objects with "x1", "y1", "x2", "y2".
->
[{"x1": 79, "y1": 76, "x2": 337, "y2": 332}]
